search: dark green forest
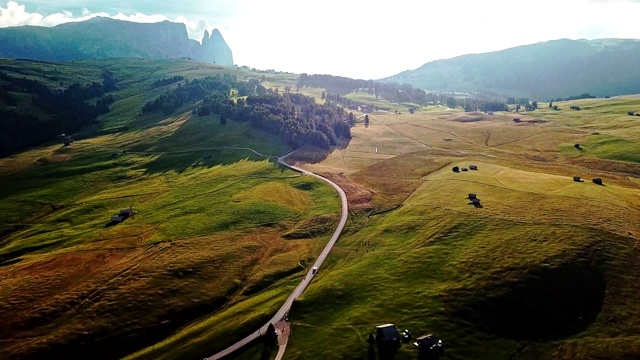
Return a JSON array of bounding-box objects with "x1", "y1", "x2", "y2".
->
[
  {"x1": 143, "y1": 75, "x2": 352, "y2": 150},
  {"x1": 0, "y1": 71, "x2": 116, "y2": 157}
]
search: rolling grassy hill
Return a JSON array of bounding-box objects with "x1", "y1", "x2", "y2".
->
[
  {"x1": 283, "y1": 96, "x2": 640, "y2": 359},
  {"x1": 2, "y1": 57, "x2": 640, "y2": 360},
  {"x1": 385, "y1": 38, "x2": 640, "y2": 100},
  {"x1": 0, "y1": 59, "x2": 337, "y2": 360}
]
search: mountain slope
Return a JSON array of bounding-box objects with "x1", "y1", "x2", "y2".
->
[
  {"x1": 386, "y1": 38, "x2": 640, "y2": 100},
  {"x1": 0, "y1": 17, "x2": 233, "y2": 66}
]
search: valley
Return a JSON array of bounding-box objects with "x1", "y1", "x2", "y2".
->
[{"x1": 1, "y1": 58, "x2": 640, "y2": 360}]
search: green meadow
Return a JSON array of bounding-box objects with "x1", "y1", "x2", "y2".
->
[
  {"x1": 285, "y1": 96, "x2": 640, "y2": 359},
  {"x1": 0, "y1": 59, "x2": 337, "y2": 360},
  {"x1": 2, "y1": 58, "x2": 640, "y2": 360}
]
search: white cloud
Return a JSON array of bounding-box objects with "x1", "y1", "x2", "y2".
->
[{"x1": 0, "y1": 1, "x2": 216, "y2": 41}]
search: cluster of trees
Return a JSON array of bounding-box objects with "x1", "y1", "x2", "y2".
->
[
  {"x1": 444, "y1": 96, "x2": 509, "y2": 112},
  {"x1": 142, "y1": 74, "x2": 270, "y2": 115},
  {"x1": 142, "y1": 76, "x2": 234, "y2": 114},
  {"x1": 297, "y1": 74, "x2": 428, "y2": 105},
  {"x1": 323, "y1": 91, "x2": 357, "y2": 107},
  {"x1": 151, "y1": 75, "x2": 185, "y2": 88},
  {"x1": 0, "y1": 70, "x2": 117, "y2": 157},
  {"x1": 197, "y1": 91, "x2": 351, "y2": 149},
  {"x1": 554, "y1": 93, "x2": 596, "y2": 101},
  {"x1": 143, "y1": 74, "x2": 352, "y2": 150},
  {"x1": 298, "y1": 73, "x2": 520, "y2": 111},
  {"x1": 508, "y1": 98, "x2": 538, "y2": 112},
  {"x1": 507, "y1": 97, "x2": 531, "y2": 106}
]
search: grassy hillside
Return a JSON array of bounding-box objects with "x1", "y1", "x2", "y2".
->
[
  {"x1": 0, "y1": 59, "x2": 337, "y2": 360},
  {"x1": 3, "y1": 57, "x2": 640, "y2": 360},
  {"x1": 386, "y1": 38, "x2": 640, "y2": 100},
  {"x1": 284, "y1": 96, "x2": 640, "y2": 359}
]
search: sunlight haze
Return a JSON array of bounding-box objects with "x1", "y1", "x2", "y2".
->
[{"x1": 1, "y1": 0, "x2": 639, "y2": 78}]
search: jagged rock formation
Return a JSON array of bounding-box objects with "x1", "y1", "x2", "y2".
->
[{"x1": 0, "y1": 17, "x2": 233, "y2": 66}]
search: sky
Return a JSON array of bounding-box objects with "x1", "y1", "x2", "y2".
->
[{"x1": 1, "y1": 0, "x2": 640, "y2": 79}]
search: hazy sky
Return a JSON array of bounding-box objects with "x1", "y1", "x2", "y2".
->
[{"x1": 1, "y1": 0, "x2": 640, "y2": 79}]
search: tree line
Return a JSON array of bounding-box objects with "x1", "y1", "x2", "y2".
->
[
  {"x1": 0, "y1": 71, "x2": 117, "y2": 157},
  {"x1": 297, "y1": 73, "x2": 516, "y2": 112},
  {"x1": 297, "y1": 74, "x2": 429, "y2": 105},
  {"x1": 198, "y1": 85, "x2": 352, "y2": 150},
  {"x1": 143, "y1": 74, "x2": 352, "y2": 150},
  {"x1": 151, "y1": 75, "x2": 185, "y2": 88}
]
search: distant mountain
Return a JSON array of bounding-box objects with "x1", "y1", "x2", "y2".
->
[
  {"x1": 385, "y1": 39, "x2": 640, "y2": 100},
  {"x1": 0, "y1": 17, "x2": 233, "y2": 66}
]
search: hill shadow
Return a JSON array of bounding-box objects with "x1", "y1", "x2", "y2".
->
[
  {"x1": 285, "y1": 137, "x2": 352, "y2": 166},
  {"x1": 140, "y1": 150, "x2": 270, "y2": 174},
  {"x1": 443, "y1": 258, "x2": 606, "y2": 341},
  {"x1": 128, "y1": 114, "x2": 283, "y2": 174}
]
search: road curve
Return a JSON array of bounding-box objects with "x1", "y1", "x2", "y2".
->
[{"x1": 206, "y1": 152, "x2": 349, "y2": 360}]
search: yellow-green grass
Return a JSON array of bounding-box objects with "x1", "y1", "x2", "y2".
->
[
  {"x1": 284, "y1": 95, "x2": 640, "y2": 359},
  {"x1": 0, "y1": 59, "x2": 345, "y2": 359},
  {"x1": 0, "y1": 145, "x2": 340, "y2": 356},
  {"x1": 4, "y1": 59, "x2": 640, "y2": 360},
  {"x1": 125, "y1": 284, "x2": 293, "y2": 360},
  {"x1": 286, "y1": 163, "x2": 640, "y2": 359}
]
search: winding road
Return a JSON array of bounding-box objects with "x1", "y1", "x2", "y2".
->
[{"x1": 206, "y1": 152, "x2": 349, "y2": 360}]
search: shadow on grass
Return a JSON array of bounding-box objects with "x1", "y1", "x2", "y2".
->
[
  {"x1": 282, "y1": 137, "x2": 352, "y2": 166},
  {"x1": 141, "y1": 150, "x2": 272, "y2": 175},
  {"x1": 443, "y1": 259, "x2": 606, "y2": 341}
]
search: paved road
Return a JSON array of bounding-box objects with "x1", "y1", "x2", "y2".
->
[{"x1": 206, "y1": 152, "x2": 349, "y2": 360}]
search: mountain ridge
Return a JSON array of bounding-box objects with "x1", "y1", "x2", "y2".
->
[
  {"x1": 385, "y1": 38, "x2": 640, "y2": 100},
  {"x1": 0, "y1": 17, "x2": 234, "y2": 66}
]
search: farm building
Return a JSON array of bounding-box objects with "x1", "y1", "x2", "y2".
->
[
  {"x1": 414, "y1": 334, "x2": 443, "y2": 359},
  {"x1": 376, "y1": 324, "x2": 401, "y2": 350},
  {"x1": 110, "y1": 215, "x2": 125, "y2": 224},
  {"x1": 110, "y1": 207, "x2": 134, "y2": 224},
  {"x1": 119, "y1": 208, "x2": 133, "y2": 217}
]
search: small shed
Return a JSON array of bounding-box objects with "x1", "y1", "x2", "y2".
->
[
  {"x1": 468, "y1": 193, "x2": 477, "y2": 200},
  {"x1": 111, "y1": 215, "x2": 124, "y2": 223},
  {"x1": 593, "y1": 178, "x2": 603, "y2": 185},
  {"x1": 469, "y1": 165, "x2": 478, "y2": 170},
  {"x1": 470, "y1": 198, "x2": 481, "y2": 206},
  {"x1": 414, "y1": 334, "x2": 443, "y2": 357},
  {"x1": 573, "y1": 176, "x2": 582, "y2": 182},
  {"x1": 376, "y1": 324, "x2": 401, "y2": 350},
  {"x1": 119, "y1": 208, "x2": 133, "y2": 217}
]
